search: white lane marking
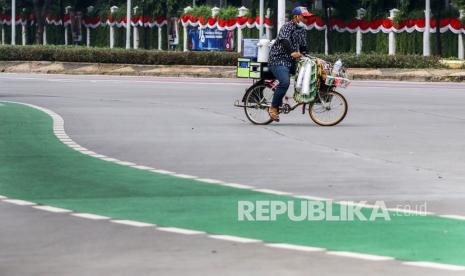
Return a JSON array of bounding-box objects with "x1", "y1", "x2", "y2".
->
[
  {"x1": 326, "y1": 251, "x2": 394, "y2": 261},
  {"x1": 195, "y1": 178, "x2": 224, "y2": 184},
  {"x1": 72, "y1": 213, "x2": 110, "y2": 220},
  {"x1": 0, "y1": 195, "x2": 7, "y2": 199},
  {"x1": 3, "y1": 74, "x2": 465, "y2": 89},
  {"x1": 150, "y1": 169, "x2": 176, "y2": 175},
  {"x1": 387, "y1": 207, "x2": 434, "y2": 216},
  {"x1": 337, "y1": 201, "x2": 380, "y2": 209},
  {"x1": 33, "y1": 206, "x2": 72, "y2": 213},
  {"x1": 90, "y1": 154, "x2": 107, "y2": 158},
  {"x1": 3, "y1": 199, "x2": 36, "y2": 206},
  {"x1": 101, "y1": 157, "x2": 119, "y2": 162},
  {"x1": 0, "y1": 75, "x2": 248, "y2": 86},
  {"x1": 157, "y1": 227, "x2": 205, "y2": 235},
  {"x1": 295, "y1": 195, "x2": 331, "y2": 201},
  {"x1": 266, "y1": 243, "x2": 325, "y2": 252},
  {"x1": 80, "y1": 150, "x2": 97, "y2": 155},
  {"x1": 131, "y1": 165, "x2": 154, "y2": 171},
  {"x1": 209, "y1": 235, "x2": 261, "y2": 243},
  {"x1": 111, "y1": 220, "x2": 156, "y2": 227},
  {"x1": 219, "y1": 183, "x2": 254, "y2": 189},
  {"x1": 115, "y1": 161, "x2": 136, "y2": 166},
  {"x1": 173, "y1": 174, "x2": 198, "y2": 179},
  {"x1": 62, "y1": 141, "x2": 77, "y2": 146},
  {"x1": 69, "y1": 145, "x2": 88, "y2": 151},
  {"x1": 253, "y1": 189, "x2": 293, "y2": 196},
  {"x1": 403, "y1": 261, "x2": 465, "y2": 271},
  {"x1": 439, "y1": 214, "x2": 465, "y2": 221}
]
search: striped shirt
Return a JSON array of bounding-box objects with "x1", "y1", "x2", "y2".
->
[{"x1": 269, "y1": 21, "x2": 307, "y2": 67}]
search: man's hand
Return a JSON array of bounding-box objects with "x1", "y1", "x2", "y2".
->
[{"x1": 291, "y1": 52, "x2": 302, "y2": 59}]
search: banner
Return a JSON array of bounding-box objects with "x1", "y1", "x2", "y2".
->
[
  {"x1": 189, "y1": 27, "x2": 233, "y2": 51},
  {"x1": 168, "y1": 17, "x2": 179, "y2": 50}
]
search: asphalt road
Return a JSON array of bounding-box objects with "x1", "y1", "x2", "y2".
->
[{"x1": 1, "y1": 73, "x2": 465, "y2": 275}]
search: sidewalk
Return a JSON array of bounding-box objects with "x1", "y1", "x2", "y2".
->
[{"x1": 1, "y1": 61, "x2": 465, "y2": 82}]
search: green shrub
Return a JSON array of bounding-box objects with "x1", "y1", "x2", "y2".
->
[
  {"x1": 312, "y1": 53, "x2": 444, "y2": 69},
  {"x1": 0, "y1": 45, "x2": 446, "y2": 68}
]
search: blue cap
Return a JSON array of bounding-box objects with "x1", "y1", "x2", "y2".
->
[{"x1": 292, "y1": 6, "x2": 313, "y2": 17}]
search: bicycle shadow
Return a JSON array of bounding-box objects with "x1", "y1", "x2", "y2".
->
[{"x1": 267, "y1": 122, "x2": 365, "y2": 128}]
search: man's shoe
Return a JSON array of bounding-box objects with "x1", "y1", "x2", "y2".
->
[{"x1": 268, "y1": 107, "x2": 280, "y2": 122}]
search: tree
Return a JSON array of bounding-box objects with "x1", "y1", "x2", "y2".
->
[{"x1": 32, "y1": 0, "x2": 53, "y2": 44}]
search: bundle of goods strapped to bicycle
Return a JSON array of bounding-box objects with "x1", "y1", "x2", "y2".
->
[{"x1": 234, "y1": 39, "x2": 351, "y2": 126}]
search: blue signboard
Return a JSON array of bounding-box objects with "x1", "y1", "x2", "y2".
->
[{"x1": 189, "y1": 27, "x2": 234, "y2": 51}]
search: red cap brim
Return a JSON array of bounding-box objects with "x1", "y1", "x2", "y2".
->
[{"x1": 302, "y1": 12, "x2": 315, "y2": 17}]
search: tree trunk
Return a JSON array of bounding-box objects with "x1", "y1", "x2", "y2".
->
[
  {"x1": 435, "y1": 6, "x2": 442, "y2": 56},
  {"x1": 33, "y1": 0, "x2": 52, "y2": 45}
]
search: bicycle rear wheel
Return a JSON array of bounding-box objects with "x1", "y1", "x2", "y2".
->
[
  {"x1": 244, "y1": 83, "x2": 274, "y2": 125},
  {"x1": 309, "y1": 91, "x2": 348, "y2": 126}
]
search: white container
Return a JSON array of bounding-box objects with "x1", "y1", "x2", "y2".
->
[
  {"x1": 295, "y1": 61, "x2": 307, "y2": 91},
  {"x1": 301, "y1": 62, "x2": 312, "y2": 95},
  {"x1": 257, "y1": 38, "x2": 271, "y2": 63}
]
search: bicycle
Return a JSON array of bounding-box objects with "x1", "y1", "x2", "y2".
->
[{"x1": 235, "y1": 56, "x2": 350, "y2": 126}]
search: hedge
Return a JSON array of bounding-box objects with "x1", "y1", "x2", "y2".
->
[{"x1": 0, "y1": 45, "x2": 448, "y2": 69}]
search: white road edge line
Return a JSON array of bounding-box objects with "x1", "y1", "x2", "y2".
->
[
  {"x1": 3, "y1": 199, "x2": 36, "y2": 206},
  {"x1": 111, "y1": 220, "x2": 156, "y2": 227},
  {"x1": 266, "y1": 243, "x2": 326, "y2": 252},
  {"x1": 326, "y1": 251, "x2": 394, "y2": 261},
  {"x1": 173, "y1": 174, "x2": 198, "y2": 179},
  {"x1": 72, "y1": 213, "x2": 110, "y2": 220},
  {"x1": 208, "y1": 235, "x2": 261, "y2": 243},
  {"x1": 196, "y1": 178, "x2": 225, "y2": 184},
  {"x1": 439, "y1": 214, "x2": 465, "y2": 221},
  {"x1": 33, "y1": 206, "x2": 72, "y2": 213},
  {"x1": 402, "y1": 261, "x2": 465, "y2": 271},
  {"x1": 253, "y1": 189, "x2": 293, "y2": 196},
  {"x1": 157, "y1": 227, "x2": 205, "y2": 235},
  {"x1": 220, "y1": 183, "x2": 254, "y2": 189}
]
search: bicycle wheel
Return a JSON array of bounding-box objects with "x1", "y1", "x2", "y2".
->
[
  {"x1": 244, "y1": 83, "x2": 274, "y2": 125},
  {"x1": 309, "y1": 91, "x2": 348, "y2": 126}
]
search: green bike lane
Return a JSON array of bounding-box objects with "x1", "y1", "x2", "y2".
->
[{"x1": 1, "y1": 102, "x2": 465, "y2": 267}]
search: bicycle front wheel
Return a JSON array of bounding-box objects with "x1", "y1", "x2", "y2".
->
[
  {"x1": 309, "y1": 91, "x2": 348, "y2": 126},
  {"x1": 244, "y1": 83, "x2": 274, "y2": 125}
]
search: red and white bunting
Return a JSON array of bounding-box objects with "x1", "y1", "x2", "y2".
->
[
  {"x1": 181, "y1": 15, "x2": 273, "y2": 30},
  {"x1": 303, "y1": 16, "x2": 465, "y2": 34},
  {"x1": 0, "y1": 14, "x2": 168, "y2": 29},
  {"x1": 1, "y1": 13, "x2": 464, "y2": 34},
  {"x1": 0, "y1": 15, "x2": 27, "y2": 26}
]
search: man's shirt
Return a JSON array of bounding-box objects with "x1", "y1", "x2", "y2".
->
[{"x1": 269, "y1": 21, "x2": 307, "y2": 67}]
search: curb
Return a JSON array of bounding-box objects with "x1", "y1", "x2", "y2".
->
[{"x1": 1, "y1": 61, "x2": 465, "y2": 82}]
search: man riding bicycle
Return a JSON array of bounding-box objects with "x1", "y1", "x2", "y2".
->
[{"x1": 268, "y1": 6, "x2": 314, "y2": 122}]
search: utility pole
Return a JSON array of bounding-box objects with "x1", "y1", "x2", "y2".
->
[
  {"x1": 277, "y1": 0, "x2": 285, "y2": 33},
  {"x1": 126, "y1": 0, "x2": 131, "y2": 49},
  {"x1": 259, "y1": 0, "x2": 264, "y2": 38},
  {"x1": 11, "y1": 0, "x2": 16, "y2": 45},
  {"x1": 423, "y1": 0, "x2": 431, "y2": 56}
]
